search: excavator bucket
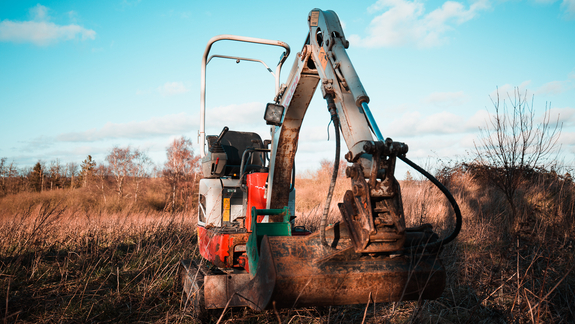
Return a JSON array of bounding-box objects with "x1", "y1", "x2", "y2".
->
[{"x1": 180, "y1": 208, "x2": 446, "y2": 312}]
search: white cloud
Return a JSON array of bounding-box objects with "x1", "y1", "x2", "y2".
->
[
  {"x1": 489, "y1": 76, "x2": 574, "y2": 102},
  {"x1": 157, "y1": 82, "x2": 190, "y2": 96},
  {"x1": 415, "y1": 111, "x2": 465, "y2": 134},
  {"x1": 536, "y1": 81, "x2": 566, "y2": 95},
  {"x1": 423, "y1": 91, "x2": 467, "y2": 107},
  {"x1": 387, "y1": 111, "x2": 465, "y2": 136},
  {"x1": 206, "y1": 102, "x2": 264, "y2": 128},
  {"x1": 350, "y1": 0, "x2": 490, "y2": 48},
  {"x1": 539, "y1": 107, "x2": 575, "y2": 127},
  {"x1": 56, "y1": 113, "x2": 197, "y2": 142},
  {"x1": 532, "y1": 0, "x2": 575, "y2": 18},
  {"x1": 489, "y1": 81, "x2": 532, "y2": 100},
  {"x1": 18, "y1": 135, "x2": 55, "y2": 152},
  {"x1": 299, "y1": 125, "x2": 337, "y2": 143},
  {"x1": 459, "y1": 133, "x2": 479, "y2": 149},
  {"x1": 67, "y1": 10, "x2": 79, "y2": 23},
  {"x1": 535, "y1": 77, "x2": 574, "y2": 96},
  {"x1": 465, "y1": 109, "x2": 491, "y2": 129},
  {"x1": 30, "y1": 4, "x2": 49, "y2": 21},
  {"x1": 0, "y1": 4, "x2": 95, "y2": 46},
  {"x1": 385, "y1": 109, "x2": 490, "y2": 137},
  {"x1": 561, "y1": 131, "x2": 575, "y2": 146},
  {"x1": 561, "y1": 0, "x2": 575, "y2": 18}
]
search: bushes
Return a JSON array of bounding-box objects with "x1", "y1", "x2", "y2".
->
[{"x1": 0, "y1": 177, "x2": 177, "y2": 216}]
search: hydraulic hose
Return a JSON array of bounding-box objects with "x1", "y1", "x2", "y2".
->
[
  {"x1": 397, "y1": 155, "x2": 462, "y2": 249},
  {"x1": 320, "y1": 95, "x2": 340, "y2": 247}
]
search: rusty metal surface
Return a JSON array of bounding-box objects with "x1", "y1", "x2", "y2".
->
[
  {"x1": 268, "y1": 71, "x2": 320, "y2": 211},
  {"x1": 209, "y1": 222, "x2": 446, "y2": 311},
  {"x1": 229, "y1": 236, "x2": 277, "y2": 311},
  {"x1": 187, "y1": 221, "x2": 445, "y2": 311},
  {"x1": 204, "y1": 272, "x2": 251, "y2": 309},
  {"x1": 341, "y1": 159, "x2": 406, "y2": 253},
  {"x1": 180, "y1": 257, "x2": 271, "y2": 310},
  {"x1": 265, "y1": 222, "x2": 445, "y2": 308},
  {"x1": 179, "y1": 260, "x2": 206, "y2": 312}
]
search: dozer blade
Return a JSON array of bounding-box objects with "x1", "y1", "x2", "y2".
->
[{"x1": 223, "y1": 221, "x2": 445, "y2": 310}]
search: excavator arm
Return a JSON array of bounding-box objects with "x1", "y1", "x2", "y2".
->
[{"x1": 267, "y1": 9, "x2": 408, "y2": 253}]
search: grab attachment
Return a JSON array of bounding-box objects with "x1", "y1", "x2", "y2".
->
[{"x1": 339, "y1": 138, "x2": 409, "y2": 253}]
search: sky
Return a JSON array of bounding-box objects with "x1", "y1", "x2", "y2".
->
[{"x1": 1, "y1": 0, "x2": 574, "y2": 178}]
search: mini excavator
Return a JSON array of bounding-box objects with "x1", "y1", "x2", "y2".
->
[{"x1": 180, "y1": 9, "x2": 462, "y2": 314}]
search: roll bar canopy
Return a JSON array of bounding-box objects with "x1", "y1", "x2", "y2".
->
[{"x1": 199, "y1": 35, "x2": 290, "y2": 158}]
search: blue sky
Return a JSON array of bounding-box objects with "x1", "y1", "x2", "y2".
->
[{"x1": 1, "y1": 0, "x2": 574, "y2": 177}]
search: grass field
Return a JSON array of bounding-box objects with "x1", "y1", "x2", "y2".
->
[{"x1": 1, "y1": 165, "x2": 574, "y2": 323}]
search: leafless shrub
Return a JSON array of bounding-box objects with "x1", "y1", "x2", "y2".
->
[{"x1": 474, "y1": 87, "x2": 562, "y2": 227}]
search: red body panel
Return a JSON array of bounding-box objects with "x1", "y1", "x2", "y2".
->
[
  {"x1": 198, "y1": 172, "x2": 274, "y2": 270},
  {"x1": 246, "y1": 172, "x2": 268, "y2": 231},
  {"x1": 197, "y1": 226, "x2": 248, "y2": 268}
]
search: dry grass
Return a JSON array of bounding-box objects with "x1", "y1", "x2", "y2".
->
[
  {"x1": 0, "y1": 203, "x2": 199, "y2": 323},
  {"x1": 1, "y1": 163, "x2": 574, "y2": 323},
  {"x1": 0, "y1": 177, "x2": 171, "y2": 216},
  {"x1": 292, "y1": 165, "x2": 575, "y2": 324}
]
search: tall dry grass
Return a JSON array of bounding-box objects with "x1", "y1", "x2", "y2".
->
[
  {"x1": 292, "y1": 163, "x2": 575, "y2": 323},
  {"x1": 1, "y1": 162, "x2": 574, "y2": 323},
  {"x1": 1, "y1": 203, "x2": 199, "y2": 323},
  {"x1": 0, "y1": 177, "x2": 171, "y2": 216},
  {"x1": 294, "y1": 160, "x2": 350, "y2": 231}
]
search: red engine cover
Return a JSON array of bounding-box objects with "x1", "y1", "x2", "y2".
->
[
  {"x1": 245, "y1": 172, "x2": 268, "y2": 232},
  {"x1": 197, "y1": 226, "x2": 248, "y2": 268},
  {"x1": 197, "y1": 172, "x2": 268, "y2": 270}
]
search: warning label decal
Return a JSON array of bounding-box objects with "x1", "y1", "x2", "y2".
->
[
  {"x1": 310, "y1": 11, "x2": 319, "y2": 27},
  {"x1": 319, "y1": 47, "x2": 328, "y2": 71}
]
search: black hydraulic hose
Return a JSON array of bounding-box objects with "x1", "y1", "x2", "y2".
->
[
  {"x1": 397, "y1": 154, "x2": 462, "y2": 249},
  {"x1": 320, "y1": 95, "x2": 340, "y2": 247}
]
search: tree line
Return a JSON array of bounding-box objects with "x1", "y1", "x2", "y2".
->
[{"x1": 0, "y1": 136, "x2": 200, "y2": 212}]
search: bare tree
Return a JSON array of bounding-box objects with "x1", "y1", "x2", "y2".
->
[
  {"x1": 131, "y1": 151, "x2": 152, "y2": 203},
  {"x1": 0, "y1": 158, "x2": 8, "y2": 197},
  {"x1": 163, "y1": 137, "x2": 200, "y2": 212},
  {"x1": 474, "y1": 87, "x2": 562, "y2": 223},
  {"x1": 107, "y1": 147, "x2": 134, "y2": 198},
  {"x1": 94, "y1": 164, "x2": 109, "y2": 204},
  {"x1": 1, "y1": 160, "x2": 22, "y2": 195},
  {"x1": 106, "y1": 146, "x2": 150, "y2": 200},
  {"x1": 0, "y1": 158, "x2": 7, "y2": 196},
  {"x1": 66, "y1": 162, "x2": 78, "y2": 189},
  {"x1": 48, "y1": 159, "x2": 63, "y2": 190}
]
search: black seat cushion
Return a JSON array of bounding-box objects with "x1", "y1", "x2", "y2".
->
[{"x1": 207, "y1": 130, "x2": 264, "y2": 176}]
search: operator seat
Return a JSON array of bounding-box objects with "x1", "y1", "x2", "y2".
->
[{"x1": 207, "y1": 130, "x2": 265, "y2": 177}]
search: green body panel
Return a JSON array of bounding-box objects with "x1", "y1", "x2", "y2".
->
[{"x1": 247, "y1": 207, "x2": 291, "y2": 277}]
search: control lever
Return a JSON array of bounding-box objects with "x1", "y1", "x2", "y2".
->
[{"x1": 210, "y1": 126, "x2": 229, "y2": 152}]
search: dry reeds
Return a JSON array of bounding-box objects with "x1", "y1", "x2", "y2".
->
[
  {"x1": 1, "y1": 162, "x2": 574, "y2": 323},
  {"x1": 0, "y1": 204, "x2": 198, "y2": 323},
  {"x1": 292, "y1": 162, "x2": 575, "y2": 324}
]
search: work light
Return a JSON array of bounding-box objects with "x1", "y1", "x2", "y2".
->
[{"x1": 264, "y1": 103, "x2": 285, "y2": 126}]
